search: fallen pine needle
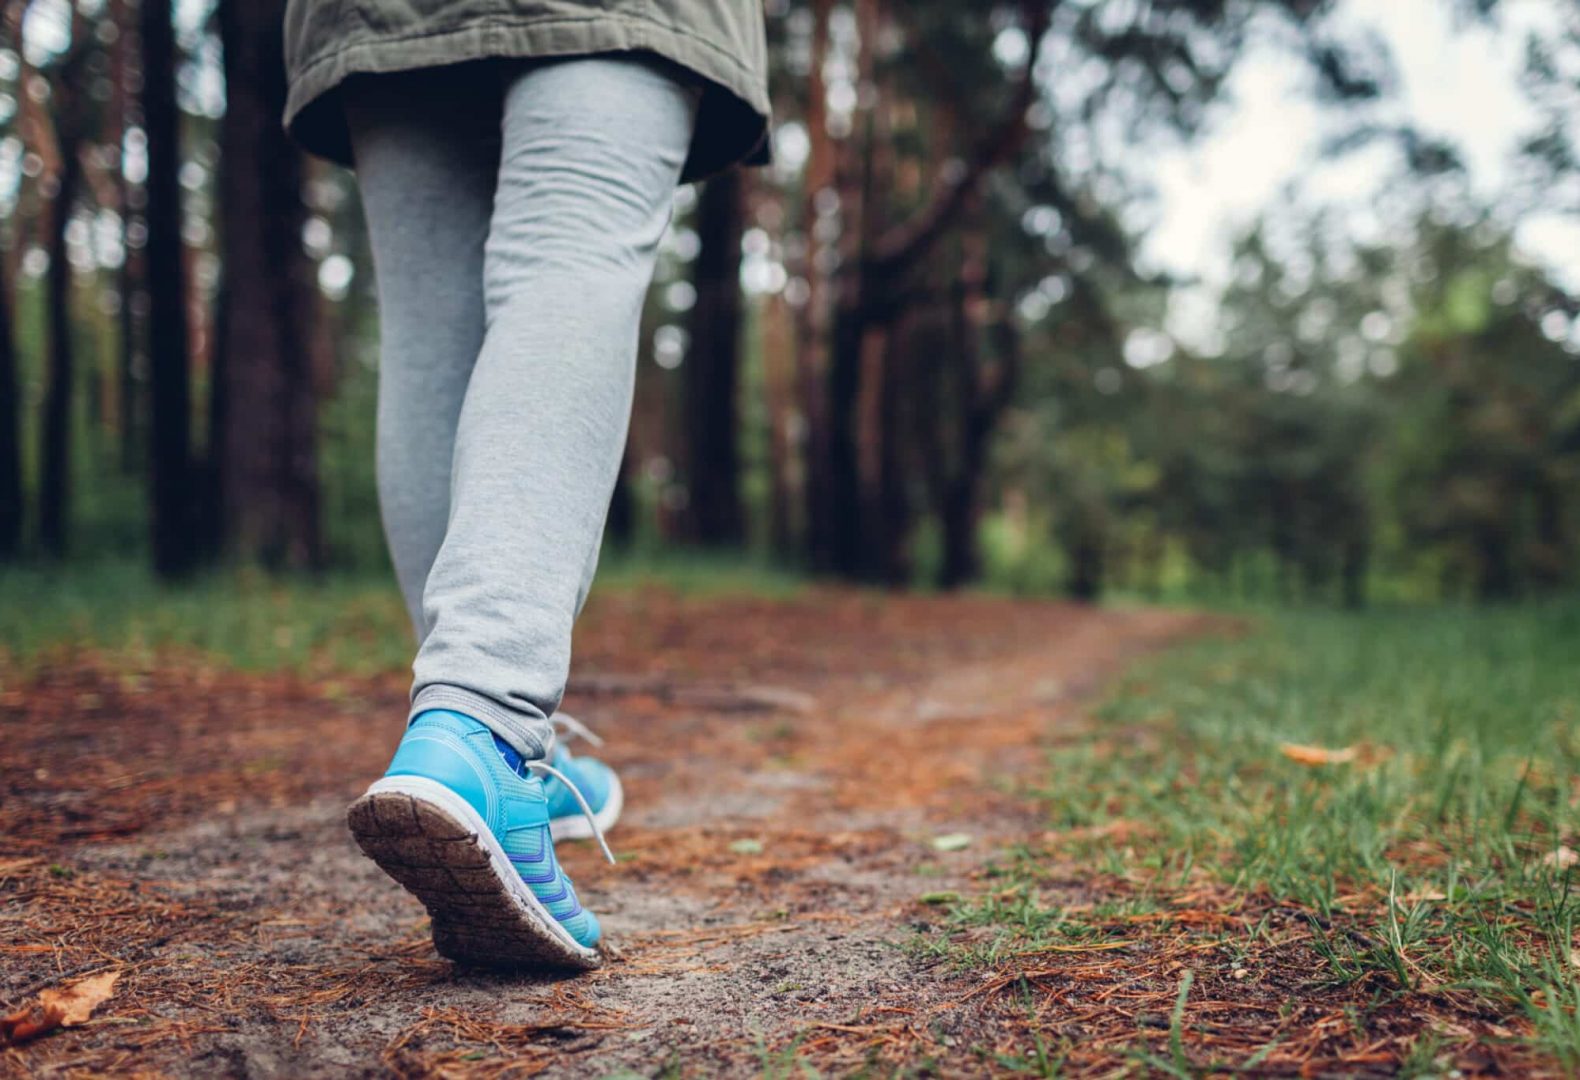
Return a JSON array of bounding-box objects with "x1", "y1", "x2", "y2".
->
[
  {"x1": 1279, "y1": 742, "x2": 1358, "y2": 766},
  {"x1": 1009, "y1": 940, "x2": 1132, "y2": 957}
]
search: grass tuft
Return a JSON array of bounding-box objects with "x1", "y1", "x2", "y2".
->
[{"x1": 928, "y1": 601, "x2": 1580, "y2": 1069}]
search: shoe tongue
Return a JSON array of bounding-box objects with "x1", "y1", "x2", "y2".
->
[{"x1": 492, "y1": 734, "x2": 529, "y2": 777}]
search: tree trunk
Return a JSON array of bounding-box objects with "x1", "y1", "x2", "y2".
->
[
  {"x1": 0, "y1": 258, "x2": 20, "y2": 559},
  {"x1": 796, "y1": 0, "x2": 834, "y2": 569},
  {"x1": 606, "y1": 445, "x2": 634, "y2": 546},
  {"x1": 40, "y1": 147, "x2": 82, "y2": 557},
  {"x1": 813, "y1": 0, "x2": 1048, "y2": 582},
  {"x1": 824, "y1": 303, "x2": 866, "y2": 575},
  {"x1": 938, "y1": 203, "x2": 1017, "y2": 590},
  {"x1": 112, "y1": 0, "x2": 144, "y2": 473},
  {"x1": 855, "y1": 321, "x2": 909, "y2": 584},
  {"x1": 142, "y1": 0, "x2": 196, "y2": 576},
  {"x1": 1476, "y1": 525, "x2": 1516, "y2": 602},
  {"x1": 214, "y1": 0, "x2": 322, "y2": 569},
  {"x1": 682, "y1": 169, "x2": 745, "y2": 546},
  {"x1": 1341, "y1": 534, "x2": 1368, "y2": 610},
  {"x1": 938, "y1": 219, "x2": 984, "y2": 590},
  {"x1": 762, "y1": 289, "x2": 797, "y2": 556},
  {"x1": 1067, "y1": 528, "x2": 1105, "y2": 602}
]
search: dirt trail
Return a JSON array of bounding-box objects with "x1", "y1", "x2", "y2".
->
[{"x1": 1, "y1": 591, "x2": 1202, "y2": 1076}]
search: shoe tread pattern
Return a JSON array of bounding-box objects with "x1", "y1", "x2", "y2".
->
[{"x1": 347, "y1": 791, "x2": 602, "y2": 970}]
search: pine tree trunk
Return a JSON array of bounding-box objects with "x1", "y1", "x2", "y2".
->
[
  {"x1": 1067, "y1": 529, "x2": 1104, "y2": 602},
  {"x1": 0, "y1": 259, "x2": 20, "y2": 559},
  {"x1": 1341, "y1": 534, "x2": 1368, "y2": 610},
  {"x1": 762, "y1": 290, "x2": 797, "y2": 556},
  {"x1": 824, "y1": 303, "x2": 866, "y2": 576},
  {"x1": 214, "y1": 0, "x2": 322, "y2": 569},
  {"x1": 796, "y1": 0, "x2": 834, "y2": 569},
  {"x1": 682, "y1": 169, "x2": 745, "y2": 546},
  {"x1": 142, "y1": 0, "x2": 195, "y2": 576},
  {"x1": 39, "y1": 147, "x2": 82, "y2": 557},
  {"x1": 938, "y1": 208, "x2": 1013, "y2": 590},
  {"x1": 112, "y1": 0, "x2": 144, "y2": 473},
  {"x1": 606, "y1": 446, "x2": 634, "y2": 546}
]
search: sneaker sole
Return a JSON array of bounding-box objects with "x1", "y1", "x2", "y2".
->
[
  {"x1": 549, "y1": 771, "x2": 624, "y2": 842},
  {"x1": 346, "y1": 775, "x2": 602, "y2": 970}
]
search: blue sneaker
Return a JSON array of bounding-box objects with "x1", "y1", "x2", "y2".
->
[
  {"x1": 347, "y1": 709, "x2": 612, "y2": 969},
  {"x1": 545, "y1": 714, "x2": 623, "y2": 842}
]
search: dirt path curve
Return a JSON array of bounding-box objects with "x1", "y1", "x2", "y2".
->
[{"x1": 2, "y1": 591, "x2": 1205, "y2": 1077}]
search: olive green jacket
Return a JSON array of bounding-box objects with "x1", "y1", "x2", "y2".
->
[{"x1": 283, "y1": 0, "x2": 770, "y2": 181}]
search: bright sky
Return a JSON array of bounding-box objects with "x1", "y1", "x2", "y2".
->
[{"x1": 1138, "y1": 0, "x2": 1579, "y2": 344}]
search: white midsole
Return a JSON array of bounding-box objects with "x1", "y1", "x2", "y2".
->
[
  {"x1": 364, "y1": 774, "x2": 599, "y2": 962},
  {"x1": 550, "y1": 771, "x2": 623, "y2": 842}
]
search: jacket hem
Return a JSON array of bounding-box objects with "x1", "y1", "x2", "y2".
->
[{"x1": 284, "y1": 12, "x2": 770, "y2": 180}]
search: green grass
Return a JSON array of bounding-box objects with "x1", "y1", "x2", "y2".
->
[
  {"x1": 0, "y1": 549, "x2": 804, "y2": 675},
  {"x1": 593, "y1": 546, "x2": 805, "y2": 598},
  {"x1": 0, "y1": 561, "x2": 416, "y2": 674},
  {"x1": 933, "y1": 601, "x2": 1580, "y2": 1065}
]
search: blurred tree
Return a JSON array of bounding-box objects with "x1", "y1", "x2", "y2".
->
[
  {"x1": 1518, "y1": 6, "x2": 1580, "y2": 217},
  {"x1": 108, "y1": 0, "x2": 145, "y2": 472},
  {"x1": 1389, "y1": 224, "x2": 1580, "y2": 600},
  {"x1": 34, "y1": 3, "x2": 96, "y2": 556},
  {"x1": 0, "y1": 5, "x2": 22, "y2": 559},
  {"x1": 141, "y1": 0, "x2": 195, "y2": 575},
  {"x1": 683, "y1": 169, "x2": 746, "y2": 545},
  {"x1": 787, "y1": 0, "x2": 1387, "y2": 584},
  {"x1": 2, "y1": 0, "x2": 1572, "y2": 604},
  {"x1": 212, "y1": 0, "x2": 322, "y2": 569},
  {"x1": 0, "y1": 255, "x2": 17, "y2": 559}
]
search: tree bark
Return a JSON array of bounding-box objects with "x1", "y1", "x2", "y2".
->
[
  {"x1": 111, "y1": 0, "x2": 144, "y2": 473},
  {"x1": 0, "y1": 257, "x2": 20, "y2": 559},
  {"x1": 762, "y1": 288, "x2": 797, "y2": 555},
  {"x1": 819, "y1": 0, "x2": 881, "y2": 578},
  {"x1": 214, "y1": 0, "x2": 322, "y2": 569},
  {"x1": 1341, "y1": 534, "x2": 1368, "y2": 610},
  {"x1": 606, "y1": 445, "x2": 634, "y2": 546},
  {"x1": 1066, "y1": 529, "x2": 1105, "y2": 602},
  {"x1": 1476, "y1": 524, "x2": 1516, "y2": 602},
  {"x1": 816, "y1": 0, "x2": 1051, "y2": 580},
  {"x1": 796, "y1": 0, "x2": 835, "y2": 568},
  {"x1": 142, "y1": 0, "x2": 196, "y2": 576},
  {"x1": 682, "y1": 169, "x2": 746, "y2": 545},
  {"x1": 39, "y1": 145, "x2": 82, "y2": 557}
]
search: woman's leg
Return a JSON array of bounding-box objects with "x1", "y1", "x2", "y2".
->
[
  {"x1": 409, "y1": 56, "x2": 698, "y2": 758},
  {"x1": 344, "y1": 69, "x2": 501, "y2": 641}
]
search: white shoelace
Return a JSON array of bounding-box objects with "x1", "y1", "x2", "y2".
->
[
  {"x1": 523, "y1": 758, "x2": 617, "y2": 864},
  {"x1": 553, "y1": 713, "x2": 604, "y2": 748},
  {"x1": 525, "y1": 712, "x2": 614, "y2": 865}
]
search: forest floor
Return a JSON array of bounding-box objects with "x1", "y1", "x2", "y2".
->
[{"x1": 1, "y1": 585, "x2": 1574, "y2": 1077}]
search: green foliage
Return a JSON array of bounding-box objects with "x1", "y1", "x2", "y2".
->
[
  {"x1": 0, "y1": 551, "x2": 804, "y2": 673},
  {"x1": 993, "y1": 213, "x2": 1580, "y2": 604},
  {"x1": 0, "y1": 560, "x2": 414, "y2": 674},
  {"x1": 932, "y1": 601, "x2": 1580, "y2": 1063}
]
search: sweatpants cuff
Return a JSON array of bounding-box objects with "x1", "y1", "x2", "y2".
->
[{"x1": 409, "y1": 684, "x2": 555, "y2": 760}]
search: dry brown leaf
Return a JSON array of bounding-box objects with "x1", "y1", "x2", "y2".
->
[
  {"x1": 1280, "y1": 742, "x2": 1359, "y2": 766},
  {"x1": 0, "y1": 1006, "x2": 63, "y2": 1046},
  {"x1": 39, "y1": 970, "x2": 120, "y2": 1027},
  {"x1": 1543, "y1": 845, "x2": 1579, "y2": 869},
  {"x1": 1, "y1": 971, "x2": 120, "y2": 1046}
]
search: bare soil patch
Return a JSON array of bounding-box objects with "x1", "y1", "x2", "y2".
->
[{"x1": 3, "y1": 591, "x2": 1206, "y2": 1076}]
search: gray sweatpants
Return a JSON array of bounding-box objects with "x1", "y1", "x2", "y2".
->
[{"x1": 346, "y1": 56, "x2": 698, "y2": 759}]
